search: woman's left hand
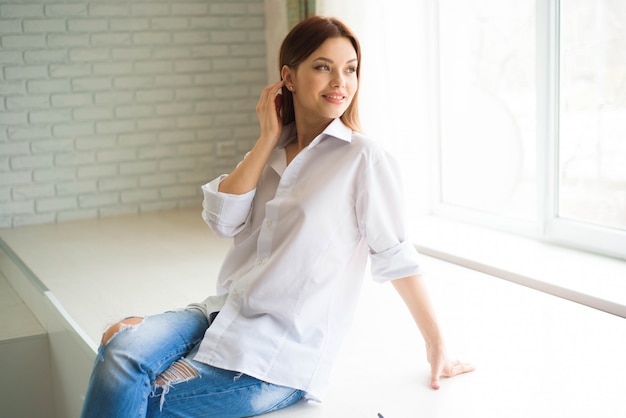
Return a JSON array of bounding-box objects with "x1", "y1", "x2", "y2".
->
[
  {"x1": 390, "y1": 276, "x2": 475, "y2": 389},
  {"x1": 427, "y1": 344, "x2": 475, "y2": 389}
]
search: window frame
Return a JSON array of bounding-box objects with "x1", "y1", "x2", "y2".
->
[{"x1": 432, "y1": 0, "x2": 626, "y2": 260}]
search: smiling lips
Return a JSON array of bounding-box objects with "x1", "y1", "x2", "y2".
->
[{"x1": 323, "y1": 93, "x2": 347, "y2": 104}]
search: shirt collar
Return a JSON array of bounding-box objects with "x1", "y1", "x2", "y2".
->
[
  {"x1": 276, "y1": 118, "x2": 353, "y2": 148},
  {"x1": 320, "y1": 118, "x2": 353, "y2": 144},
  {"x1": 270, "y1": 119, "x2": 353, "y2": 176}
]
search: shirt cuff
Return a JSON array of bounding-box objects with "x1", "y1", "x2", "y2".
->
[
  {"x1": 369, "y1": 240, "x2": 423, "y2": 283},
  {"x1": 201, "y1": 175, "x2": 256, "y2": 235}
]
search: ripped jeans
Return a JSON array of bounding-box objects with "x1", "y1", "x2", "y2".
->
[{"x1": 80, "y1": 309, "x2": 304, "y2": 417}]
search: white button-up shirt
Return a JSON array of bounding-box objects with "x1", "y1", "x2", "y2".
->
[{"x1": 189, "y1": 118, "x2": 422, "y2": 401}]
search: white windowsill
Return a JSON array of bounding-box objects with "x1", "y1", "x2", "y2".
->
[{"x1": 412, "y1": 216, "x2": 626, "y2": 318}]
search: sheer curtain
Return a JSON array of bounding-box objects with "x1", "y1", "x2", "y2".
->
[{"x1": 317, "y1": 1, "x2": 435, "y2": 218}]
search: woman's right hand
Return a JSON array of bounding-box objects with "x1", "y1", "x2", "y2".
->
[
  {"x1": 256, "y1": 80, "x2": 285, "y2": 147},
  {"x1": 218, "y1": 81, "x2": 286, "y2": 195}
]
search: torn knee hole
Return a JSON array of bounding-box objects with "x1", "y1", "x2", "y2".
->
[
  {"x1": 154, "y1": 359, "x2": 199, "y2": 411},
  {"x1": 101, "y1": 316, "x2": 144, "y2": 345},
  {"x1": 155, "y1": 359, "x2": 199, "y2": 387}
]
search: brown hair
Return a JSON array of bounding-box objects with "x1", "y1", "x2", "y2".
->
[{"x1": 279, "y1": 16, "x2": 362, "y2": 131}]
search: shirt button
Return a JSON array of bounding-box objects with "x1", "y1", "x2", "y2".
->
[
  {"x1": 256, "y1": 258, "x2": 264, "y2": 266},
  {"x1": 266, "y1": 220, "x2": 272, "y2": 228},
  {"x1": 232, "y1": 293, "x2": 239, "y2": 301}
]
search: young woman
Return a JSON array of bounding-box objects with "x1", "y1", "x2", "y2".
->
[{"x1": 81, "y1": 16, "x2": 474, "y2": 418}]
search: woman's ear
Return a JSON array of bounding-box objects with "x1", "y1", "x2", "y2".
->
[{"x1": 281, "y1": 65, "x2": 294, "y2": 90}]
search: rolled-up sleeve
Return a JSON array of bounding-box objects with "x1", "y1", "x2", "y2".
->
[
  {"x1": 369, "y1": 240, "x2": 422, "y2": 283},
  {"x1": 201, "y1": 174, "x2": 256, "y2": 238},
  {"x1": 357, "y1": 151, "x2": 423, "y2": 283}
]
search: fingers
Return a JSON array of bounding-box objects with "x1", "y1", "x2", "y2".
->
[
  {"x1": 446, "y1": 360, "x2": 476, "y2": 378},
  {"x1": 263, "y1": 80, "x2": 285, "y2": 98},
  {"x1": 430, "y1": 361, "x2": 442, "y2": 390},
  {"x1": 274, "y1": 93, "x2": 283, "y2": 114},
  {"x1": 431, "y1": 359, "x2": 475, "y2": 390},
  {"x1": 257, "y1": 80, "x2": 284, "y2": 109},
  {"x1": 255, "y1": 80, "x2": 286, "y2": 142},
  {"x1": 259, "y1": 81, "x2": 285, "y2": 116}
]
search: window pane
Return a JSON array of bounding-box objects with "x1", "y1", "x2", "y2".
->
[
  {"x1": 438, "y1": 0, "x2": 536, "y2": 221},
  {"x1": 558, "y1": 0, "x2": 626, "y2": 231}
]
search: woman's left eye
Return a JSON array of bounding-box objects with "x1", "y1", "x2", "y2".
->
[{"x1": 346, "y1": 66, "x2": 357, "y2": 74}]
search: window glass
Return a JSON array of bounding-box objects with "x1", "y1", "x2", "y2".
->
[
  {"x1": 558, "y1": 0, "x2": 626, "y2": 231},
  {"x1": 438, "y1": 0, "x2": 537, "y2": 221}
]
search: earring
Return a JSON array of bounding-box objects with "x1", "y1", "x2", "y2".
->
[{"x1": 288, "y1": 86, "x2": 294, "y2": 92}]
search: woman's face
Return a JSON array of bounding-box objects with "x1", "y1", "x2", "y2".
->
[{"x1": 284, "y1": 37, "x2": 358, "y2": 125}]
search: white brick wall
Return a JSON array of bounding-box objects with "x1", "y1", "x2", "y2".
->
[{"x1": 0, "y1": 0, "x2": 266, "y2": 227}]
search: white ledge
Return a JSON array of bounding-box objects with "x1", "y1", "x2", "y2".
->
[{"x1": 412, "y1": 216, "x2": 626, "y2": 318}]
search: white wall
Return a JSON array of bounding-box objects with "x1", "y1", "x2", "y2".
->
[
  {"x1": 263, "y1": 0, "x2": 288, "y2": 84},
  {"x1": 0, "y1": 0, "x2": 266, "y2": 227}
]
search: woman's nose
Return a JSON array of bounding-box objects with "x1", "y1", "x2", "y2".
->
[{"x1": 331, "y1": 71, "x2": 345, "y2": 88}]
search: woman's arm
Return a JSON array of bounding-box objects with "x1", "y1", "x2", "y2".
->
[
  {"x1": 218, "y1": 80, "x2": 284, "y2": 195},
  {"x1": 392, "y1": 274, "x2": 475, "y2": 389}
]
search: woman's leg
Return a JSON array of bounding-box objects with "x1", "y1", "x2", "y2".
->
[
  {"x1": 146, "y1": 361, "x2": 304, "y2": 417},
  {"x1": 81, "y1": 309, "x2": 209, "y2": 418}
]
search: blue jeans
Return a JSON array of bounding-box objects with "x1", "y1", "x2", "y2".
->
[{"x1": 81, "y1": 309, "x2": 304, "y2": 417}]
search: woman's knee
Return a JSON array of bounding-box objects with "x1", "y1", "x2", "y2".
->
[{"x1": 101, "y1": 316, "x2": 144, "y2": 346}]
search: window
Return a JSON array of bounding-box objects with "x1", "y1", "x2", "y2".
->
[
  {"x1": 437, "y1": 0, "x2": 537, "y2": 224},
  {"x1": 435, "y1": 0, "x2": 626, "y2": 259}
]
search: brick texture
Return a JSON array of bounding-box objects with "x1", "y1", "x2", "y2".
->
[{"x1": 0, "y1": 0, "x2": 265, "y2": 227}]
